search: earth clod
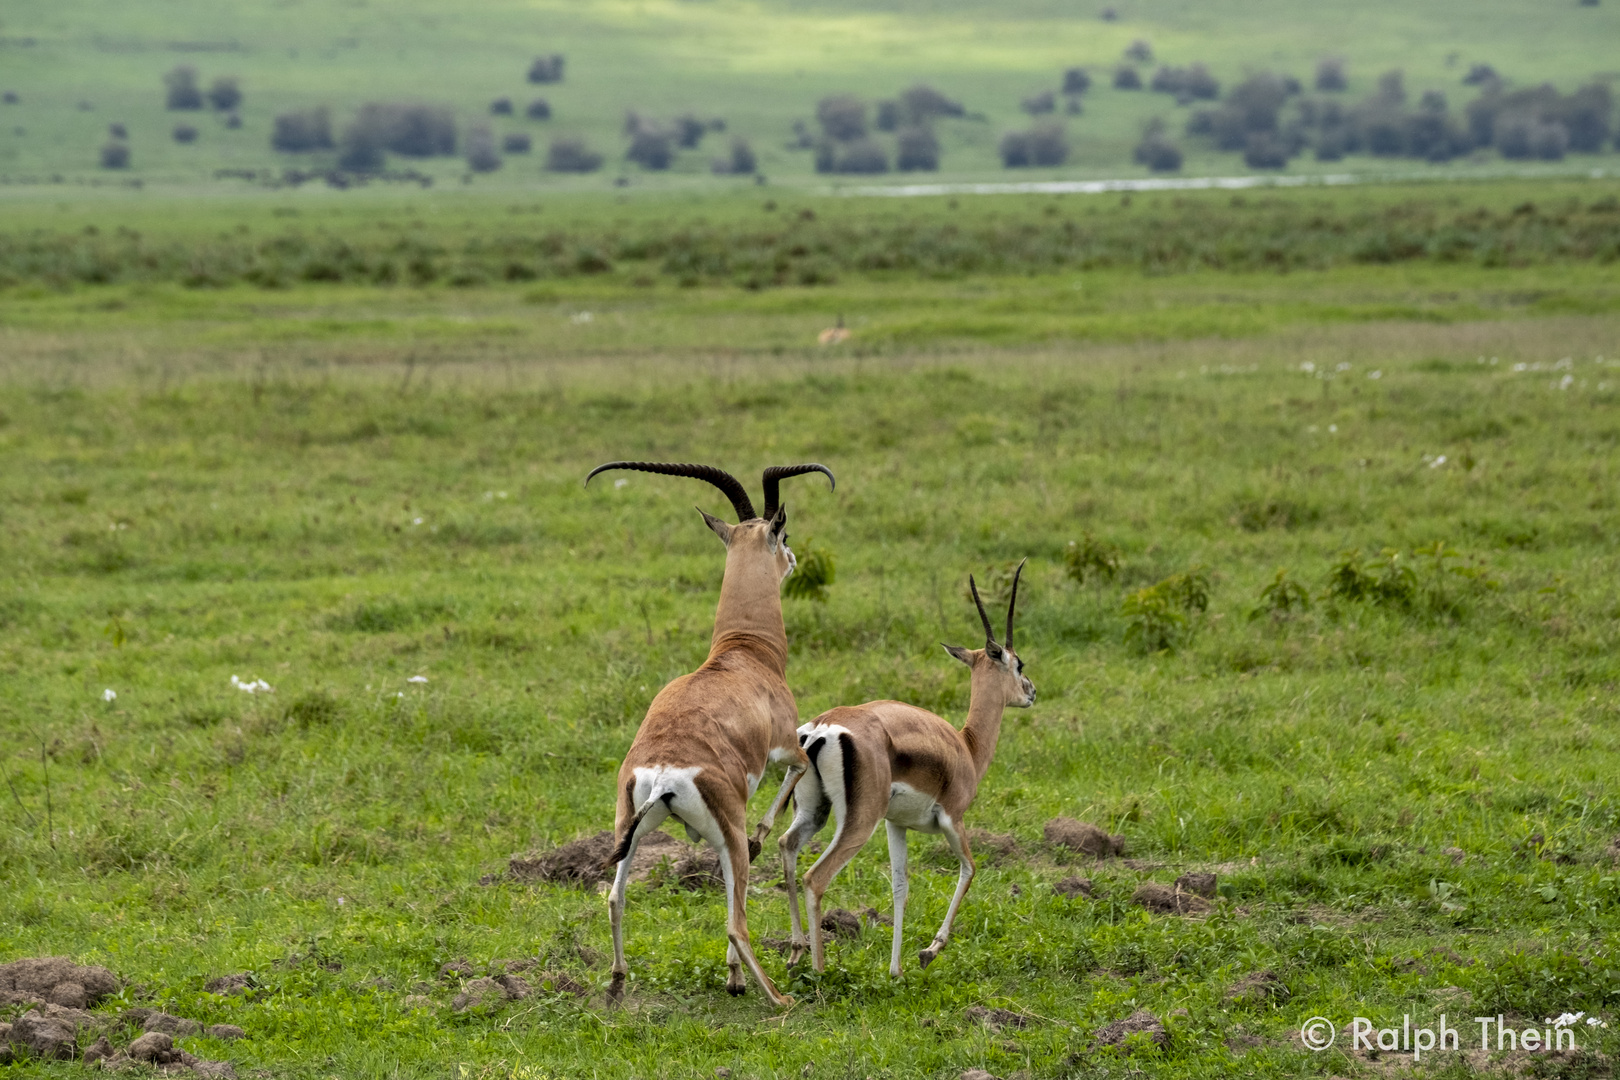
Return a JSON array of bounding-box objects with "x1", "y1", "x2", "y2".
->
[
  {"x1": 12, "y1": 1010, "x2": 78, "y2": 1060},
  {"x1": 1094, "y1": 1008, "x2": 1169, "y2": 1052},
  {"x1": 1043, "y1": 818, "x2": 1125, "y2": 858},
  {"x1": 1131, "y1": 881, "x2": 1211, "y2": 915},
  {"x1": 1053, "y1": 876, "x2": 1093, "y2": 899},
  {"x1": 206, "y1": 1024, "x2": 247, "y2": 1041},
  {"x1": 1226, "y1": 970, "x2": 1288, "y2": 1004},
  {"x1": 820, "y1": 909, "x2": 863, "y2": 938},
  {"x1": 1174, "y1": 872, "x2": 1217, "y2": 898},
  {"x1": 143, "y1": 1011, "x2": 203, "y2": 1037},
  {"x1": 964, "y1": 1006, "x2": 1033, "y2": 1032}
]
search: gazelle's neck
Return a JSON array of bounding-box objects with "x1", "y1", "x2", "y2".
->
[
  {"x1": 959, "y1": 684, "x2": 1006, "y2": 784},
  {"x1": 710, "y1": 545, "x2": 788, "y2": 672}
]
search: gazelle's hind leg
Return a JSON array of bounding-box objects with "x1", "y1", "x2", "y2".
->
[
  {"x1": 799, "y1": 730, "x2": 882, "y2": 973},
  {"x1": 918, "y1": 818, "x2": 975, "y2": 969},
  {"x1": 885, "y1": 821, "x2": 909, "y2": 977},
  {"x1": 718, "y1": 818, "x2": 793, "y2": 1007},
  {"x1": 606, "y1": 792, "x2": 673, "y2": 1003},
  {"x1": 779, "y1": 767, "x2": 829, "y2": 966}
]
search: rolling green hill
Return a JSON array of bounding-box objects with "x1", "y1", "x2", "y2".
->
[{"x1": 0, "y1": 0, "x2": 1617, "y2": 188}]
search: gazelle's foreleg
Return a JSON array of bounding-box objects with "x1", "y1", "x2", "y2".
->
[
  {"x1": 918, "y1": 819, "x2": 975, "y2": 969},
  {"x1": 779, "y1": 766, "x2": 827, "y2": 965},
  {"x1": 885, "y1": 821, "x2": 910, "y2": 977},
  {"x1": 750, "y1": 753, "x2": 807, "y2": 859}
]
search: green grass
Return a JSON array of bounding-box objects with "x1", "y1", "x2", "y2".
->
[
  {"x1": 2, "y1": 195, "x2": 1620, "y2": 1074},
  {"x1": 0, "y1": 0, "x2": 1617, "y2": 185}
]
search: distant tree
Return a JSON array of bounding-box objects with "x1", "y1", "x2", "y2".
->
[
  {"x1": 817, "y1": 95, "x2": 867, "y2": 141},
  {"x1": 1419, "y1": 90, "x2": 1447, "y2": 113},
  {"x1": 1113, "y1": 66, "x2": 1143, "y2": 90},
  {"x1": 1462, "y1": 63, "x2": 1499, "y2": 86},
  {"x1": 503, "y1": 133, "x2": 532, "y2": 153},
  {"x1": 164, "y1": 66, "x2": 203, "y2": 110},
  {"x1": 1376, "y1": 69, "x2": 1406, "y2": 106},
  {"x1": 896, "y1": 126, "x2": 940, "y2": 170},
  {"x1": 352, "y1": 103, "x2": 457, "y2": 156},
  {"x1": 834, "y1": 137, "x2": 889, "y2": 173},
  {"x1": 225, "y1": 114, "x2": 241, "y2": 129},
  {"x1": 1133, "y1": 119, "x2": 1182, "y2": 170},
  {"x1": 108, "y1": 122, "x2": 128, "y2": 140},
  {"x1": 1243, "y1": 132, "x2": 1289, "y2": 168},
  {"x1": 1562, "y1": 82, "x2": 1613, "y2": 151},
  {"x1": 99, "y1": 142, "x2": 130, "y2": 169},
  {"x1": 545, "y1": 136, "x2": 602, "y2": 172},
  {"x1": 490, "y1": 98, "x2": 513, "y2": 116},
  {"x1": 337, "y1": 123, "x2": 385, "y2": 171},
  {"x1": 674, "y1": 114, "x2": 707, "y2": 148},
  {"x1": 527, "y1": 54, "x2": 565, "y2": 84},
  {"x1": 172, "y1": 123, "x2": 198, "y2": 144},
  {"x1": 1314, "y1": 129, "x2": 1347, "y2": 160},
  {"x1": 1021, "y1": 90, "x2": 1057, "y2": 115},
  {"x1": 1313, "y1": 58, "x2": 1347, "y2": 92},
  {"x1": 627, "y1": 130, "x2": 673, "y2": 169},
  {"x1": 271, "y1": 108, "x2": 333, "y2": 152},
  {"x1": 876, "y1": 99, "x2": 901, "y2": 131},
  {"x1": 1, "y1": 92, "x2": 18, "y2": 105},
  {"x1": 466, "y1": 126, "x2": 502, "y2": 172},
  {"x1": 712, "y1": 136, "x2": 756, "y2": 174},
  {"x1": 526, "y1": 99, "x2": 552, "y2": 120},
  {"x1": 999, "y1": 122, "x2": 1068, "y2": 166},
  {"x1": 207, "y1": 77, "x2": 241, "y2": 112},
  {"x1": 899, "y1": 84, "x2": 965, "y2": 121},
  {"x1": 1099, "y1": 6, "x2": 1118, "y2": 19},
  {"x1": 1066, "y1": 96, "x2": 1084, "y2": 115},
  {"x1": 1226, "y1": 73, "x2": 1290, "y2": 133},
  {"x1": 790, "y1": 119, "x2": 815, "y2": 149},
  {"x1": 1125, "y1": 39, "x2": 1153, "y2": 63},
  {"x1": 1063, "y1": 68, "x2": 1093, "y2": 96}
]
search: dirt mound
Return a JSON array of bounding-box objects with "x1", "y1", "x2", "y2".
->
[
  {"x1": 206, "y1": 1024, "x2": 247, "y2": 1041},
  {"x1": 0, "y1": 956, "x2": 120, "y2": 1009},
  {"x1": 960, "y1": 1071, "x2": 999, "y2": 1080},
  {"x1": 1044, "y1": 818, "x2": 1124, "y2": 858},
  {"x1": 964, "y1": 1006, "x2": 1033, "y2": 1032},
  {"x1": 1131, "y1": 882, "x2": 1211, "y2": 915},
  {"x1": 143, "y1": 1011, "x2": 203, "y2": 1037},
  {"x1": 204, "y1": 973, "x2": 255, "y2": 996},
  {"x1": 819, "y1": 909, "x2": 863, "y2": 938},
  {"x1": 966, "y1": 829, "x2": 1020, "y2": 863},
  {"x1": 1094, "y1": 1008, "x2": 1168, "y2": 1052},
  {"x1": 1226, "y1": 970, "x2": 1288, "y2": 1004},
  {"x1": 9, "y1": 1010, "x2": 78, "y2": 1060},
  {"x1": 1174, "y1": 872, "x2": 1217, "y2": 898},
  {"x1": 529, "y1": 971, "x2": 589, "y2": 997},
  {"x1": 451, "y1": 972, "x2": 541, "y2": 1011},
  {"x1": 859, "y1": 906, "x2": 892, "y2": 927},
  {"x1": 658, "y1": 848, "x2": 724, "y2": 891},
  {"x1": 508, "y1": 829, "x2": 691, "y2": 886},
  {"x1": 1053, "y1": 876, "x2": 1094, "y2": 899}
]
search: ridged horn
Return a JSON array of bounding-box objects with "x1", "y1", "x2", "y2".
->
[
  {"x1": 585, "y1": 461, "x2": 756, "y2": 521},
  {"x1": 1006, "y1": 558, "x2": 1027, "y2": 650},
  {"x1": 968, "y1": 574, "x2": 997, "y2": 646},
  {"x1": 760, "y1": 464, "x2": 835, "y2": 521}
]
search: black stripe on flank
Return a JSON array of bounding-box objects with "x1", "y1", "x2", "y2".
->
[
  {"x1": 805, "y1": 736, "x2": 827, "y2": 765},
  {"x1": 839, "y1": 732, "x2": 858, "y2": 811}
]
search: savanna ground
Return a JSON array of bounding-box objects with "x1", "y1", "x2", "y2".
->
[{"x1": 2, "y1": 177, "x2": 1620, "y2": 1078}]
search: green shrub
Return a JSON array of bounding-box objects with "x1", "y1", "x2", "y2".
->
[
  {"x1": 1063, "y1": 534, "x2": 1121, "y2": 584},
  {"x1": 782, "y1": 540, "x2": 835, "y2": 602},
  {"x1": 1250, "y1": 567, "x2": 1311, "y2": 619},
  {"x1": 1122, "y1": 567, "x2": 1209, "y2": 652}
]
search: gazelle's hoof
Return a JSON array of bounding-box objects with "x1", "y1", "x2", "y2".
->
[
  {"x1": 787, "y1": 945, "x2": 807, "y2": 967},
  {"x1": 748, "y1": 837, "x2": 763, "y2": 861},
  {"x1": 726, "y1": 982, "x2": 747, "y2": 997},
  {"x1": 918, "y1": 947, "x2": 939, "y2": 969},
  {"x1": 770, "y1": 993, "x2": 796, "y2": 1009},
  {"x1": 607, "y1": 973, "x2": 626, "y2": 1002}
]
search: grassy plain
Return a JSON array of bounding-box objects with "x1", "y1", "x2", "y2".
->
[
  {"x1": 1, "y1": 0, "x2": 1618, "y2": 184},
  {"x1": 2, "y1": 178, "x2": 1620, "y2": 1078}
]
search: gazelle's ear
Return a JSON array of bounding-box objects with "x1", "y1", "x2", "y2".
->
[
  {"x1": 942, "y1": 643, "x2": 975, "y2": 666},
  {"x1": 697, "y1": 507, "x2": 734, "y2": 545}
]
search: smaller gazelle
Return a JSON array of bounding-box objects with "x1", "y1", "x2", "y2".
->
[{"x1": 782, "y1": 560, "x2": 1035, "y2": 975}]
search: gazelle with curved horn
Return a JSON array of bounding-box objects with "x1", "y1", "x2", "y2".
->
[
  {"x1": 781, "y1": 560, "x2": 1035, "y2": 976},
  {"x1": 584, "y1": 460, "x2": 834, "y2": 1007}
]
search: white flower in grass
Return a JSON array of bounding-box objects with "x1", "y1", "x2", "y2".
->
[
  {"x1": 230, "y1": 675, "x2": 273, "y2": 694},
  {"x1": 412, "y1": 517, "x2": 424, "y2": 526},
  {"x1": 614, "y1": 478, "x2": 628, "y2": 489},
  {"x1": 1329, "y1": 424, "x2": 1338, "y2": 433},
  {"x1": 1299, "y1": 362, "x2": 1315, "y2": 373},
  {"x1": 1430, "y1": 455, "x2": 1447, "y2": 468},
  {"x1": 1368, "y1": 370, "x2": 1382, "y2": 380},
  {"x1": 407, "y1": 675, "x2": 429, "y2": 684},
  {"x1": 1336, "y1": 362, "x2": 1351, "y2": 371},
  {"x1": 1513, "y1": 362, "x2": 1528, "y2": 372},
  {"x1": 102, "y1": 688, "x2": 117, "y2": 702}
]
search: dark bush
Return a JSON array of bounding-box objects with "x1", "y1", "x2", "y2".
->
[
  {"x1": 1497, "y1": 114, "x2": 1568, "y2": 160},
  {"x1": 172, "y1": 123, "x2": 198, "y2": 144},
  {"x1": 817, "y1": 95, "x2": 867, "y2": 141},
  {"x1": 1066, "y1": 96, "x2": 1084, "y2": 115},
  {"x1": 1100, "y1": 6, "x2": 1117, "y2": 19},
  {"x1": 1358, "y1": 107, "x2": 1407, "y2": 155},
  {"x1": 1376, "y1": 69, "x2": 1406, "y2": 105},
  {"x1": 1063, "y1": 68, "x2": 1092, "y2": 96},
  {"x1": 1462, "y1": 63, "x2": 1499, "y2": 86},
  {"x1": 1000, "y1": 122, "x2": 1068, "y2": 167},
  {"x1": 712, "y1": 136, "x2": 756, "y2": 174},
  {"x1": 1315, "y1": 58, "x2": 1347, "y2": 92},
  {"x1": 164, "y1": 66, "x2": 203, "y2": 110},
  {"x1": 1114, "y1": 66, "x2": 1142, "y2": 90},
  {"x1": 674, "y1": 114, "x2": 707, "y2": 148},
  {"x1": 1228, "y1": 73, "x2": 1290, "y2": 131},
  {"x1": 225, "y1": 114, "x2": 241, "y2": 129},
  {"x1": 490, "y1": 97, "x2": 513, "y2": 116},
  {"x1": 790, "y1": 119, "x2": 815, "y2": 148},
  {"x1": 337, "y1": 123, "x2": 385, "y2": 171},
  {"x1": 1, "y1": 91, "x2": 17, "y2": 105},
  {"x1": 99, "y1": 142, "x2": 130, "y2": 169},
  {"x1": 1419, "y1": 90, "x2": 1447, "y2": 113},
  {"x1": 627, "y1": 129, "x2": 673, "y2": 170},
  {"x1": 1243, "y1": 132, "x2": 1289, "y2": 168},
  {"x1": 1314, "y1": 129, "x2": 1347, "y2": 160},
  {"x1": 1150, "y1": 64, "x2": 1220, "y2": 101},
  {"x1": 108, "y1": 122, "x2": 128, "y2": 140},
  {"x1": 1563, "y1": 82, "x2": 1613, "y2": 151},
  {"x1": 353, "y1": 103, "x2": 457, "y2": 156},
  {"x1": 830, "y1": 137, "x2": 889, "y2": 173},
  {"x1": 1125, "y1": 39, "x2": 1153, "y2": 63},
  {"x1": 546, "y1": 136, "x2": 602, "y2": 172},
  {"x1": 1134, "y1": 133, "x2": 1183, "y2": 171},
  {"x1": 465, "y1": 126, "x2": 501, "y2": 172},
  {"x1": 1404, "y1": 110, "x2": 1468, "y2": 161},
  {"x1": 207, "y1": 77, "x2": 241, "y2": 112},
  {"x1": 526, "y1": 98, "x2": 551, "y2": 120},
  {"x1": 876, "y1": 99, "x2": 901, "y2": 131},
  {"x1": 528, "y1": 54, "x2": 565, "y2": 84},
  {"x1": 1021, "y1": 90, "x2": 1056, "y2": 115},
  {"x1": 271, "y1": 108, "x2": 333, "y2": 152},
  {"x1": 502, "y1": 133, "x2": 532, "y2": 153},
  {"x1": 899, "y1": 84, "x2": 965, "y2": 121},
  {"x1": 896, "y1": 126, "x2": 940, "y2": 171}
]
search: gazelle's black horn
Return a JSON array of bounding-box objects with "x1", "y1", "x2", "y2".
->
[
  {"x1": 1006, "y1": 558, "x2": 1027, "y2": 650},
  {"x1": 969, "y1": 575, "x2": 997, "y2": 645},
  {"x1": 761, "y1": 464, "x2": 835, "y2": 521},
  {"x1": 585, "y1": 461, "x2": 756, "y2": 521}
]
